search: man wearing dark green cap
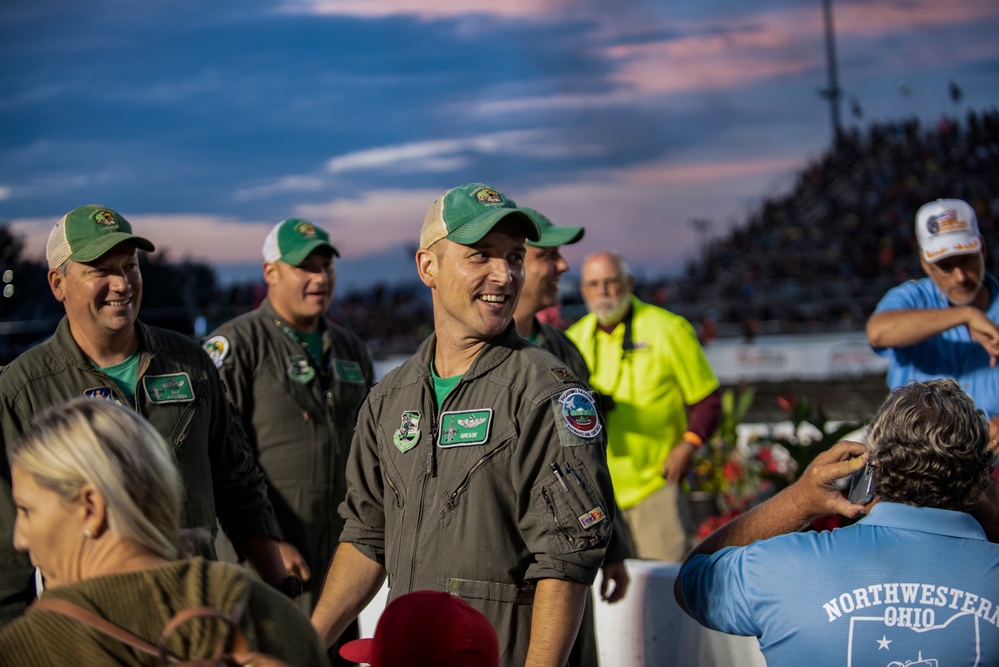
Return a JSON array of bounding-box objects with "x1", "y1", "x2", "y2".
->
[
  {"x1": 203, "y1": 219, "x2": 373, "y2": 652},
  {"x1": 312, "y1": 184, "x2": 616, "y2": 667},
  {"x1": 513, "y1": 207, "x2": 591, "y2": 375},
  {"x1": 513, "y1": 207, "x2": 634, "y2": 667},
  {"x1": 0, "y1": 205, "x2": 290, "y2": 627}
]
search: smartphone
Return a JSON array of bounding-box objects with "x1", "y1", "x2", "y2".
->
[{"x1": 847, "y1": 462, "x2": 875, "y2": 504}]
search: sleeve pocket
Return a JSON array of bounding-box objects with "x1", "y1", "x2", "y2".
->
[{"x1": 531, "y1": 457, "x2": 612, "y2": 554}]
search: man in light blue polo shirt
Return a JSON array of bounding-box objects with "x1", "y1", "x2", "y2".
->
[
  {"x1": 675, "y1": 379, "x2": 999, "y2": 666},
  {"x1": 868, "y1": 198, "x2": 999, "y2": 451}
]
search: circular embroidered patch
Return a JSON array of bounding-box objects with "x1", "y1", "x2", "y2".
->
[
  {"x1": 202, "y1": 335, "x2": 230, "y2": 369},
  {"x1": 559, "y1": 388, "x2": 603, "y2": 438}
]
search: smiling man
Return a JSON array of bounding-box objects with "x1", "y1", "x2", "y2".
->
[
  {"x1": 0, "y1": 205, "x2": 288, "y2": 627},
  {"x1": 310, "y1": 184, "x2": 616, "y2": 667},
  {"x1": 867, "y1": 198, "x2": 999, "y2": 451},
  {"x1": 203, "y1": 218, "x2": 373, "y2": 649}
]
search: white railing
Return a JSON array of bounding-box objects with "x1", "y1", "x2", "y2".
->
[{"x1": 358, "y1": 559, "x2": 767, "y2": 667}]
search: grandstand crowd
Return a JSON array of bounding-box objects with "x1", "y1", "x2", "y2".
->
[
  {"x1": 668, "y1": 107, "x2": 999, "y2": 339},
  {"x1": 322, "y1": 106, "x2": 998, "y2": 351},
  {"x1": 2, "y1": 107, "x2": 997, "y2": 360}
]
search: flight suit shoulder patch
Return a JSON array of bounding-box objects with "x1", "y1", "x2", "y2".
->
[
  {"x1": 551, "y1": 388, "x2": 603, "y2": 446},
  {"x1": 202, "y1": 335, "x2": 230, "y2": 369}
]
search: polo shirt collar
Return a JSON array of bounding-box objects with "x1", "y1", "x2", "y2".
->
[{"x1": 859, "y1": 501, "x2": 988, "y2": 541}]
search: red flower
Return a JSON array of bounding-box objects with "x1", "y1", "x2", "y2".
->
[
  {"x1": 776, "y1": 395, "x2": 797, "y2": 413},
  {"x1": 696, "y1": 508, "x2": 744, "y2": 541}
]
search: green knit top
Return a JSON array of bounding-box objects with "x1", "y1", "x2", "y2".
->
[{"x1": 0, "y1": 557, "x2": 327, "y2": 666}]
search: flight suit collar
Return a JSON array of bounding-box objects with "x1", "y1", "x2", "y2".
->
[{"x1": 412, "y1": 321, "x2": 521, "y2": 383}]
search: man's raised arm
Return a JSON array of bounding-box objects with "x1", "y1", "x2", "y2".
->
[
  {"x1": 867, "y1": 308, "x2": 999, "y2": 365},
  {"x1": 674, "y1": 441, "x2": 870, "y2": 614}
]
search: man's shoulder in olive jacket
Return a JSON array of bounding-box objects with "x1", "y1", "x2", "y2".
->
[{"x1": 0, "y1": 317, "x2": 279, "y2": 627}]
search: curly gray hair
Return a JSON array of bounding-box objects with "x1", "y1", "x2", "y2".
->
[{"x1": 866, "y1": 379, "x2": 992, "y2": 512}]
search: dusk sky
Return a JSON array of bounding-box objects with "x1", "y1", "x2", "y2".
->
[{"x1": 3, "y1": 0, "x2": 998, "y2": 291}]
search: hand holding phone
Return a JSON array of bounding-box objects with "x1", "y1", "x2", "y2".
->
[{"x1": 847, "y1": 462, "x2": 875, "y2": 504}]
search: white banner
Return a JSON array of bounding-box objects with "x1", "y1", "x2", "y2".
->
[{"x1": 703, "y1": 331, "x2": 889, "y2": 383}]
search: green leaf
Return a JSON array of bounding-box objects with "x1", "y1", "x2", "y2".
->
[{"x1": 734, "y1": 387, "x2": 756, "y2": 422}]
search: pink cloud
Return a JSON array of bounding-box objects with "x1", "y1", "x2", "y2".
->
[
  {"x1": 9, "y1": 151, "x2": 800, "y2": 273},
  {"x1": 834, "y1": 0, "x2": 999, "y2": 36},
  {"x1": 11, "y1": 215, "x2": 277, "y2": 266},
  {"x1": 626, "y1": 156, "x2": 803, "y2": 185},
  {"x1": 280, "y1": 0, "x2": 567, "y2": 19},
  {"x1": 281, "y1": 0, "x2": 999, "y2": 103},
  {"x1": 606, "y1": 0, "x2": 999, "y2": 96}
]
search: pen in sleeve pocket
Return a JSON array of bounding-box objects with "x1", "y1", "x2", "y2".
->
[
  {"x1": 563, "y1": 461, "x2": 583, "y2": 486},
  {"x1": 550, "y1": 462, "x2": 569, "y2": 491}
]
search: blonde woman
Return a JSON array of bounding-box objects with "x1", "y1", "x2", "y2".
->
[{"x1": 0, "y1": 398, "x2": 326, "y2": 666}]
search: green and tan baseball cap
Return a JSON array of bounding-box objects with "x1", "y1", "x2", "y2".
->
[
  {"x1": 420, "y1": 183, "x2": 540, "y2": 249},
  {"x1": 520, "y1": 207, "x2": 585, "y2": 248},
  {"x1": 263, "y1": 218, "x2": 339, "y2": 266},
  {"x1": 46, "y1": 205, "x2": 156, "y2": 269}
]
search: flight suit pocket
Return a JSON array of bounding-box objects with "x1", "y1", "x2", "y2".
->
[{"x1": 532, "y1": 457, "x2": 612, "y2": 554}]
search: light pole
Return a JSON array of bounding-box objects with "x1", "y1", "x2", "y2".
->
[{"x1": 819, "y1": 0, "x2": 843, "y2": 138}]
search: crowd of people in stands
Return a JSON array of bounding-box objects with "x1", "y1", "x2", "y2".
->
[
  {"x1": 261, "y1": 106, "x2": 994, "y2": 351},
  {"x1": 5, "y1": 108, "x2": 994, "y2": 361},
  {"x1": 668, "y1": 107, "x2": 999, "y2": 338}
]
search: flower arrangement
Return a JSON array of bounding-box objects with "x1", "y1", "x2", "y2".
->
[
  {"x1": 686, "y1": 388, "x2": 866, "y2": 541},
  {"x1": 685, "y1": 387, "x2": 761, "y2": 508}
]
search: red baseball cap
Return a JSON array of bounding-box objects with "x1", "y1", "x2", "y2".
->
[{"x1": 339, "y1": 590, "x2": 499, "y2": 667}]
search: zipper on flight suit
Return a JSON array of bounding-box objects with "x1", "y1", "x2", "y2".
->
[
  {"x1": 165, "y1": 378, "x2": 208, "y2": 449},
  {"x1": 425, "y1": 375, "x2": 440, "y2": 478},
  {"x1": 408, "y1": 374, "x2": 440, "y2": 588},
  {"x1": 385, "y1": 472, "x2": 402, "y2": 508}
]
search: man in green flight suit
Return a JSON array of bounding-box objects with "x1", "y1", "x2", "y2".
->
[
  {"x1": 311, "y1": 184, "x2": 616, "y2": 667},
  {"x1": 204, "y1": 218, "x2": 374, "y2": 663},
  {"x1": 512, "y1": 206, "x2": 635, "y2": 667},
  {"x1": 0, "y1": 205, "x2": 289, "y2": 627}
]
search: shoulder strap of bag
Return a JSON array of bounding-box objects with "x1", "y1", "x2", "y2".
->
[
  {"x1": 32, "y1": 598, "x2": 251, "y2": 666},
  {"x1": 159, "y1": 606, "x2": 250, "y2": 662},
  {"x1": 32, "y1": 597, "x2": 160, "y2": 657}
]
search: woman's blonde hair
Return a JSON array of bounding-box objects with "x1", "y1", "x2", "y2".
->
[{"x1": 8, "y1": 398, "x2": 184, "y2": 559}]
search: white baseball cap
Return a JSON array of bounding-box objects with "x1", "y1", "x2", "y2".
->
[{"x1": 915, "y1": 198, "x2": 980, "y2": 264}]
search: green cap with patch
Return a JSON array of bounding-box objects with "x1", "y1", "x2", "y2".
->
[
  {"x1": 263, "y1": 218, "x2": 339, "y2": 266},
  {"x1": 46, "y1": 205, "x2": 156, "y2": 269},
  {"x1": 420, "y1": 183, "x2": 540, "y2": 249},
  {"x1": 520, "y1": 207, "x2": 585, "y2": 247}
]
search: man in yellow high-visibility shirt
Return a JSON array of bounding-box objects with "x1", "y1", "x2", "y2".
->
[{"x1": 568, "y1": 250, "x2": 721, "y2": 561}]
